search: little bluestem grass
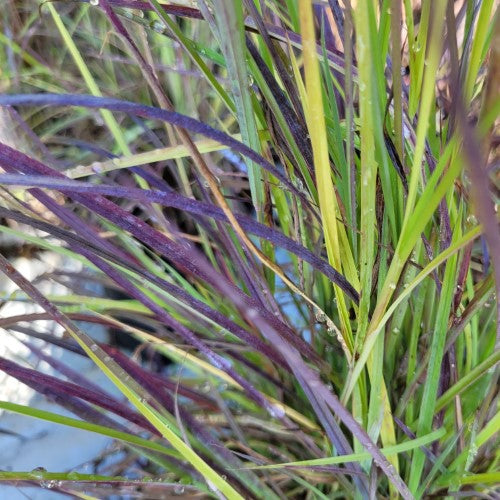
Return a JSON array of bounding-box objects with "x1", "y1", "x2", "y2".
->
[{"x1": 0, "y1": 1, "x2": 498, "y2": 498}]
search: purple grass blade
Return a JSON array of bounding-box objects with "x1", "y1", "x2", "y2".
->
[
  {"x1": 243, "y1": 1, "x2": 307, "y2": 125},
  {"x1": 245, "y1": 36, "x2": 315, "y2": 179},
  {"x1": 0, "y1": 312, "x2": 108, "y2": 329},
  {"x1": 444, "y1": 13, "x2": 500, "y2": 334},
  {"x1": 8, "y1": 325, "x2": 87, "y2": 355},
  {"x1": 21, "y1": 340, "x2": 107, "y2": 397},
  {"x1": 0, "y1": 148, "x2": 325, "y2": 367},
  {"x1": 22, "y1": 380, "x2": 135, "y2": 435},
  {"x1": 294, "y1": 368, "x2": 368, "y2": 497},
  {"x1": 0, "y1": 357, "x2": 159, "y2": 435},
  {"x1": 245, "y1": 313, "x2": 413, "y2": 499},
  {"x1": 103, "y1": 348, "x2": 216, "y2": 411},
  {"x1": 0, "y1": 173, "x2": 359, "y2": 303},
  {"x1": 71, "y1": 246, "x2": 291, "y2": 422},
  {"x1": 102, "y1": 0, "x2": 203, "y2": 18},
  {"x1": 105, "y1": 347, "x2": 265, "y2": 495},
  {"x1": 327, "y1": 0, "x2": 345, "y2": 44},
  {"x1": 0, "y1": 206, "x2": 296, "y2": 371},
  {"x1": 101, "y1": 2, "x2": 350, "y2": 75},
  {"x1": 0, "y1": 93, "x2": 306, "y2": 204}
]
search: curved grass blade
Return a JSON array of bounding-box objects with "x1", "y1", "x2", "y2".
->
[
  {"x1": 0, "y1": 400, "x2": 180, "y2": 458},
  {"x1": 0, "y1": 143, "x2": 325, "y2": 367},
  {"x1": 0, "y1": 254, "x2": 245, "y2": 500},
  {"x1": 244, "y1": 427, "x2": 446, "y2": 469},
  {"x1": 0, "y1": 92, "x2": 302, "y2": 200},
  {"x1": 0, "y1": 173, "x2": 359, "y2": 303}
]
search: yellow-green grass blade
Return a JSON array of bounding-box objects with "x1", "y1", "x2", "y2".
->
[
  {"x1": 211, "y1": 1, "x2": 265, "y2": 220},
  {"x1": 449, "y1": 409, "x2": 500, "y2": 473},
  {"x1": 0, "y1": 256, "x2": 244, "y2": 499},
  {"x1": 352, "y1": 0, "x2": 399, "y2": 487},
  {"x1": 47, "y1": 3, "x2": 130, "y2": 156},
  {"x1": 434, "y1": 351, "x2": 500, "y2": 414},
  {"x1": 65, "y1": 133, "x2": 263, "y2": 179},
  {"x1": 147, "y1": 0, "x2": 236, "y2": 114},
  {"x1": 464, "y1": 0, "x2": 495, "y2": 103},
  {"x1": 244, "y1": 427, "x2": 446, "y2": 469},
  {"x1": 299, "y1": 0, "x2": 355, "y2": 356},
  {"x1": 343, "y1": 223, "x2": 483, "y2": 403},
  {"x1": 0, "y1": 400, "x2": 180, "y2": 460}
]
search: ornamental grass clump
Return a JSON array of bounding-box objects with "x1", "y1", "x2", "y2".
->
[{"x1": 0, "y1": 0, "x2": 498, "y2": 498}]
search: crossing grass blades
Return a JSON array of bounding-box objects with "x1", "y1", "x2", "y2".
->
[{"x1": 0, "y1": 0, "x2": 498, "y2": 498}]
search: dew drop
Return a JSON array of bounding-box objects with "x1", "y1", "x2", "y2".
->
[
  {"x1": 269, "y1": 404, "x2": 285, "y2": 419},
  {"x1": 315, "y1": 311, "x2": 327, "y2": 323},
  {"x1": 90, "y1": 344, "x2": 99, "y2": 352},
  {"x1": 91, "y1": 162, "x2": 102, "y2": 173},
  {"x1": 90, "y1": 0, "x2": 99, "y2": 6},
  {"x1": 150, "y1": 21, "x2": 164, "y2": 32},
  {"x1": 174, "y1": 484, "x2": 185, "y2": 495},
  {"x1": 30, "y1": 467, "x2": 47, "y2": 480},
  {"x1": 41, "y1": 480, "x2": 57, "y2": 489},
  {"x1": 389, "y1": 283, "x2": 397, "y2": 290},
  {"x1": 246, "y1": 308, "x2": 258, "y2": 319}
]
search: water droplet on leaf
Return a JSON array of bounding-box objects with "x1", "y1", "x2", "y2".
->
[
  {"x1": 174, "y1": 484, "x2": 185, "y2": 495},
  {"x1": 30, "y1": 467, "x2": 47, "y2": 480}
]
